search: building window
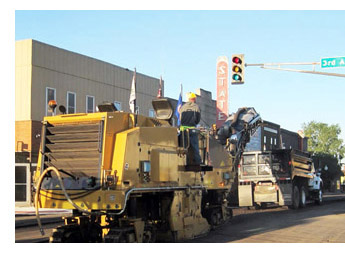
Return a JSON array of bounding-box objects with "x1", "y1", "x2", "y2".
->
[
  {"x1": 274, "y1": 138, "x2": 277, "y2": 146},
  {"x1": 67, "y1": 91, "x2": 76, "y2": 114},
  {"x1": 114, "y1": 101, "x2": 122, "y2": 111},
  {"x1": 271, "y1": 137, "x2": 273, "y2": 145},
  {"x1": 15, "y1": 165, "x2": 28, "y2": 202},
  {"x1": 149, "y1": 109, "x2": 155, "y2": 118},
  {"x1": 46, "y1": 87, "x2": 56, "y2": 116},
  {"x1": 264, "y1": 136, "x2": 266, "y2": 144},
  {"x1": 86, "y1": 95, "x2": 95, "y2": 113}
]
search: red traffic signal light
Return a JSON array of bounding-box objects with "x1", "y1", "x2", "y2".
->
[{"x1": 232, "y1": 57, "x2": 242, "y2": 64}]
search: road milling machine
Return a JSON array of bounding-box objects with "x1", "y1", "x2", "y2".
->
[{"x1": 33, "y1": 99, "x2": 261, "y2": 242}]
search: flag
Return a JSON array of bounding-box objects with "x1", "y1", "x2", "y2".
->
[
  {"x1": 174, "y1": 84, "x2": 182, "y2": 127},
  {"x1": 129, "y1": 68, "x2": 136, "y2": 114},
  {"x1": 157, "y1": 75, "x2": 162, "y2": 98}
]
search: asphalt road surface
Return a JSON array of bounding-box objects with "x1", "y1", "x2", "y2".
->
[
  {"x1": 191, "y1": 199, "x2": 345, "y2": 243},
  {"x1": 15, "y1": 216, "x2": 64, "y2": 243},
  {"x1": 15, "y1": 195, "x2": 345, "y2": 243}
]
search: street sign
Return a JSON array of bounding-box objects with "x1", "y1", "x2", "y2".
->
[
  {"x1": 216, "y1": 56, "x2": 229, "y2": 127},
  {"x1": 320, "y1": 56, "x2": 345, "y2": 68}
]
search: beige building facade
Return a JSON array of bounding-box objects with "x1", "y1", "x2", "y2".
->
[
  {"x1": 195, "y1": 88, "x2": 217, "y2": 128},
  {"x1": 15, "y1": 39, "x2": 163, "y2": 205},
  {"x1": 15, "y1": 39, "x2": 163, "y2": 153},
  {"x1": 16, "y1": 39, "x2": 163, "y2": 122}
]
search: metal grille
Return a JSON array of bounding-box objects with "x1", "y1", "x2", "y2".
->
[{"x1": 43, "y1": 121, "x2": 103, "y2": 178}]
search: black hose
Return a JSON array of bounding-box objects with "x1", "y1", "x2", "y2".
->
[
  {"x1": 35, "y1": 167, "x2": 105, "y2": 236},
  {"x1": 230, "y1": 107, "x2": 247, "y2": 128}
]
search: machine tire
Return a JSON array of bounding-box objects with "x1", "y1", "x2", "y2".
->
[
  {"x1": 209, "y1": 209, "x2": 219, "y2": 229},
  {"x1": 142, "y1": 225, "x2": 156, "y2": 243},
  {"x1": 261, "y1": 203, "x2": 268, "y2": 209},
  {"x1": 171, "y1": 231, "x2": 178, "y2": 242},
  {"x1": 204, "y1": 207, "x2": 222, "y2": 229},
  {"x1": 299, "y1": 185, "x2": 307, "y2": 208},
  {"x1": 117, "y1": 233, "x2": 127, "y2": 243},
  {"x1": 104, "y1": 230, "x2": 128, "y2": 243},
  {"x1": 87, "y1": 223, "x2": 103, "y2": 242},
  {"x1": 290, "y1": 184, "x2": 300, "y2": 209},
  {"x1": 50, "y1": 230, "x2": 63, "y2": 243},
  {"x1": 315, "y1": 189, "x2": 323, "y2": 205},
  {"x1": 50, "y1": 225, "x2": 83, "y2": 243}
]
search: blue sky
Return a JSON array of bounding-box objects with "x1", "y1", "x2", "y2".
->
[{"x1": 15, "y1": 10, "x2": 345, "y2": 140}]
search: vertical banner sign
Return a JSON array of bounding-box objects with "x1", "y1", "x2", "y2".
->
[{"x1": 216, "y1": 56, "x2": 229, "y2": 128}]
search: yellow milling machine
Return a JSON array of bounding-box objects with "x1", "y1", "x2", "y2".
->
[{"x1": 33, "y1": 99, "x2": 261, "y2": 242}]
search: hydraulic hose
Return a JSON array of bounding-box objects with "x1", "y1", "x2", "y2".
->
[
  {"x1": 35, "y1": 168, "x2": 205, "y2": 234},
  {"x1": 230, "y1": 107, "x2": 247, "y2": 128},
  {"x1": 35, "y1": 166, "x2": 94, "y2": 236}
]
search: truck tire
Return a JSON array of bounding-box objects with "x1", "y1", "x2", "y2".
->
[
  {"x1": 290, "y1": 184, "x2": 300, "y2": 209},
  {"x1": 299, "y1": 186, "x2": 307, "y2": 208},
  {"x1": 315, "y1": 189, "x2": 323, "y2": 205}
]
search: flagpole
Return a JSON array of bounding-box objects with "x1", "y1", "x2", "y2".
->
[
  {"x1": 174, "y1": 83, "x2": 183, "y2": 127},
  {"x1": 180, "y1": 83, "x2": 182, "y2": 100},
  {"x1": 157, "y1": 75, "x2": 162, "y2": 98},
  {"x1": 180, "y1": 83, "x2": 182, "y2": 126},
  {"x1": 134, "y1": 68, "x2": 137, "y2": 127},
  {"x1": 129, "y1": 67, "x2": 137, "y2": 127}
]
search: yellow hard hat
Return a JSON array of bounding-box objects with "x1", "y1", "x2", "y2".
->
[{"x1": 188, "y1": 92, "x2": 196, "y2": 99}]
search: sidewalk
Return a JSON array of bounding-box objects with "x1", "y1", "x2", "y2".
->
[
  {"x1": 323, "y1": 190, "x2": 345, "y2": 201},
  {"x1": 15, "y1": 206, "x2": 72, "y2": 216},
  {"x1": 15, "y1": 207, "x2": 71, "y2": 229}
]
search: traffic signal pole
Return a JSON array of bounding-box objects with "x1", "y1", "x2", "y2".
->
[{"x1": 245, "y1": 61, "x2": 345, "y2": 78}]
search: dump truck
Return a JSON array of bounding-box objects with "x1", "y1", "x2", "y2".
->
[
  {"x1": 237, "y1": 149, "x2": 323, "y2": 209},
  {"x1": 33, "y1": 99, "x2": 261, "y2": 242}
]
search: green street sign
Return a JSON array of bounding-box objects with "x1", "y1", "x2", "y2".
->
[{"x1": 321, "y1": 56, "x2": 345, "y2": 68}]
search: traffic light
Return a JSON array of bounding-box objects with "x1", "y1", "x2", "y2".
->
[{"x1": 231, "y1": 54, "x2": 245, "y2": 84}]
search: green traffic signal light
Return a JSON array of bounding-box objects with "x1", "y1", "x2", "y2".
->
[{"x1": 232, "y1": 74, "x2": 242, "y2": 81}]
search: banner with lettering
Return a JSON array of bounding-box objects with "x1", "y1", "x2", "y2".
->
[{"x1": 216, "y1": 56, "x2": 229, "y2": 128}]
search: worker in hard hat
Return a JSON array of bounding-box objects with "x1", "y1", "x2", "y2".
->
[{"x1": 180, "y1": 92, "x2": 202, "y2": 165}]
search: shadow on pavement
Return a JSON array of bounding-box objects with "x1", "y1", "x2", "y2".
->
[{"x1": 191, "y1": 198, "x2": 345, "y2": 243}]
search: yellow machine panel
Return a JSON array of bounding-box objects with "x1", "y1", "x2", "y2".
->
[{"x1": 150, "y1": 149, "x2": 179, "y2": 182}]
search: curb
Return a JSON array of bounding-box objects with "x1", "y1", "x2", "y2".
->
[{"x1": 15, "y1": 215, "x2": 66, "y2": 228}]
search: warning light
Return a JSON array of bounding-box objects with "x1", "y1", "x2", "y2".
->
[
  {"x1": 231, "y1": 54, "x2": 245, "y2": 85},
  {"x1": 48, "y1": 100, "x2": 57, "y2": 108},
  {"x1": 48, "y1": 100, "x2": 57, "y2": 116}
]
